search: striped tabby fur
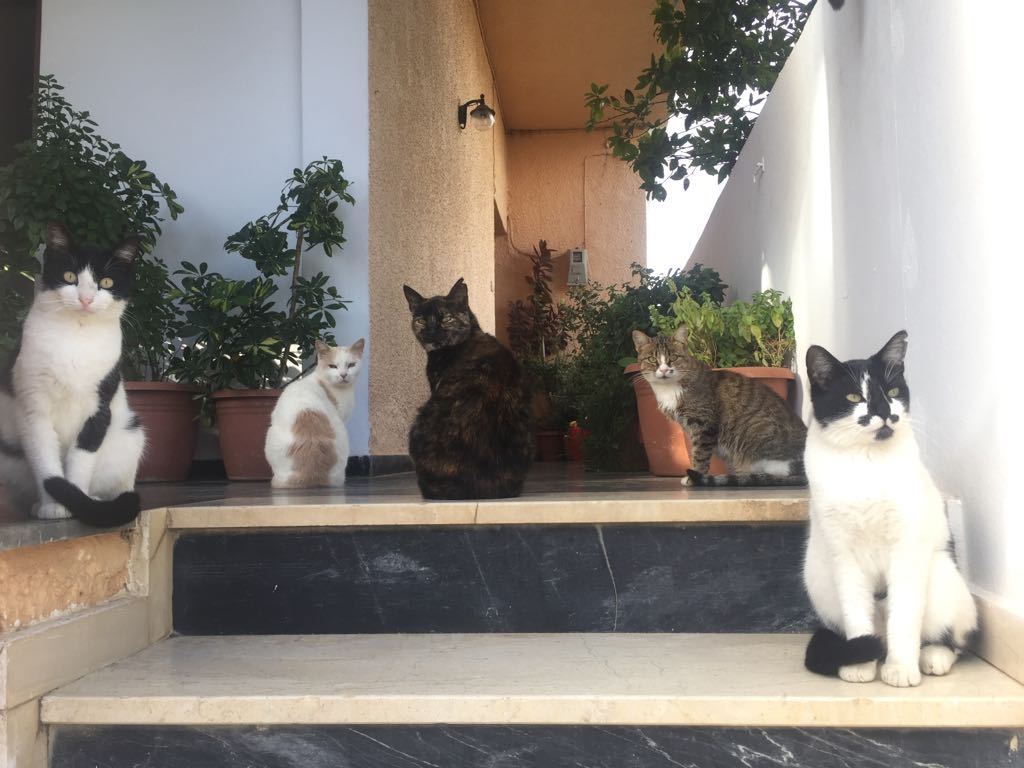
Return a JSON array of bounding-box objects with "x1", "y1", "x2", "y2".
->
[{"x1": 632, "y1": 326, "x2": 806, "y2": 487}]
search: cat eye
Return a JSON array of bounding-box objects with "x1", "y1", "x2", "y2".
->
[
  {"x1": 328, "y1": 364, "x2": 338, "y2": 369},
  {"x1": 99, "y1": 277, "x2": 114, "y2": 289},
  {"x1": 846, "y1": 393, "x2": 862, "y2": 403},
  {"x1": 346, "y1": 363, "x2": 356, "y2": 369},
  {"x1": 887, "y1": 387, "x2": 899, "y2": 397},
  {"x1": 63, "y1": 271, "x2": 77, "y2": 284}
]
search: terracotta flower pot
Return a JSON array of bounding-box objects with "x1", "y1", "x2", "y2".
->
[
  {"x1": 125, "y1": 382, "x2": 202, "y2": 482},
  {"x1": 626, "y1": 364, "x2": 796, "y2": 477},
  {"x1": 211, "y1": 389, "x2": 281, "y2": 481},
  {"x1": 535, "y1": 430, "x2": 565, "y2": 462}
]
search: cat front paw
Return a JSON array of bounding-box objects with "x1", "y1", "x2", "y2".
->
[
  {"x1": 920, "y1": 645, "x2": 956, "y2": 676},
  {"x1": 881, "y1": 660, "x2": 922, "y2": 688},
  {"x1": 680, "y1": 475, "x2": 692, "y2": 486},
  {"x1": 839, "y1": 660, "x2": 878, "y2": 683},
  {"x1": 33, "y1": 501, "x2": 71, "y2": 520}
]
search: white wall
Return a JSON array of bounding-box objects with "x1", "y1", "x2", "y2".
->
[
  {"x1": 40, "y1": 0, "x2": 371, "y2": 453},
  {"x1": 690, "y1": 1, "x2": 1024, "y2": 616}
]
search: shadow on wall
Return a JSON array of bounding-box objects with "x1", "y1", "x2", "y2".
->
[{"x1": 688, "y1": 11, "x2": 834, "y2": 426}]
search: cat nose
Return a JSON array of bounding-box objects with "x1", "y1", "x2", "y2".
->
[{"x1": 79, "y1": 295, "x2": 94, "y2": 307}]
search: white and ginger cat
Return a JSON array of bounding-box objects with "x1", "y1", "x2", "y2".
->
[
  {"x1": 802, "y1": 331, "x2": 977, "y2": 687},
  {"x1": 265, "y1": 338, "x2": 364, "y2": 488},
  {"x1": 0, "y1": 223, "x2": 145, "y2": 526}
]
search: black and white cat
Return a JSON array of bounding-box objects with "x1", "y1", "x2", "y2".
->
[
  {"x1": 0, "y1": 224, "x2": 144, "y2": 526},
  {"x1": 802, "y1": 331, "x2": 977, "y2": 687}
]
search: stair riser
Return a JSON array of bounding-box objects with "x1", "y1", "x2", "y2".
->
[
  {"x1": 174, "y1": 524, "x2": 814, "y2": 634},
  {"x1": 51, "y1": 726, "x2": 1024, "y2": 768}
]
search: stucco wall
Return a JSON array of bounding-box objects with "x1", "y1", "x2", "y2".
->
[
  {"x1": 0, "y1": 534, "x2": 130, "y2": 632},
  {"x1": 368, "y1": 0, "x2": 504, "y2": 455},
  {"x1": 689, "y1": 2, "x2": 1024, "y2": 616},
  {"x1": 39, "y1": 0, "x2": 372, "y2": 453},
  {"x1": 495, "y1": 130, "x2": 646, "y2": 341}
]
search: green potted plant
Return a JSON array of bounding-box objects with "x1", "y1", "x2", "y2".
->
[
  {"x1": 169, "y1": 158, "x2": 354, "y2": 480},
  {"x1": 559, "y1": 263, "x2": 716, "y2": 471},
  {"x1": 629, "y1": 284, "x2": 796, "y2": 475},
  {"x1": 506, "y1": 239, "x2": 573, "y2": 460},
  {"x1": 0, "y1": 75, "x2": 192, "y2": 481},
  {"x1": 121, "y1": 257, "x2": 203, "y2": 481}
]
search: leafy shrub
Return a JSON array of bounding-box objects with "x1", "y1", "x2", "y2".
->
[
  {"x1": 168, "y1": 158, "x2": 353, "y2": 395},
  {"x1": 0, "y1": 75, "x2": 183, "y2": 363},
  {"x1": 562, "y1": 263, "x2": 725, "y2": 470},
  {"x1": 650, "y1": 287, "x2": 795, "y2": 368}
]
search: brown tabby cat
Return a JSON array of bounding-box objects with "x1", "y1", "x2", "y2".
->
[
  {"x1": 403, "y1": 278, "x2": 533, "y2": 499},
  {"x1": 632, "y1": 326, "x2": 806, "y2": 486}
]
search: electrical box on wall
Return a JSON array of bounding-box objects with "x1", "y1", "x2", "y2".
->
[{"x1": 567, "y1": 248, "x2": 589, "y2": 285}]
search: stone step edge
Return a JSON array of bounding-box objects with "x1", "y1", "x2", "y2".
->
[
  {"x1": 162, "y1": 494, "x2": 810, "y2": 530},
  {"x1": 40, "y1": 633, "x2": 1024, "y2": 729}
]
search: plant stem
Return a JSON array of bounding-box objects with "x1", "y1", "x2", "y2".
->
[{"x1": 276, "y1": 226, "x2": 305, "y2": 388}]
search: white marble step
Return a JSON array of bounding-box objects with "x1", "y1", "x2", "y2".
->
[
  {"x1": 159, "y1": 470, "x2": 809, "y2": 530},
  {"x1": 41, "y1": 633, "x2": 1024, "y2": 728}
]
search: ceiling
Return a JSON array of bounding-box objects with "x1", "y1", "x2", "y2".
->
[{"x1": 476, "y1": 0, "x2": 659, "y2": 131}]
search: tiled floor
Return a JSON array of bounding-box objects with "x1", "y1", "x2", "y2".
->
[{"x1": 0, "y1": 465, "x2": 810, "y2": 550}]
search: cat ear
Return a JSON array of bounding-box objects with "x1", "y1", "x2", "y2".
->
[
  {"x1": 45, "y1": 223, "x2": 73, "y2": 252},
  {"x1": 805, "y1": 345, "x2": 843, "y2": 388},
  {"x1": 403, "y1": 285, "x2": 424, "y2": 311},
  {"x1": 112, "y1": 236, "x2": 141, "y2": 264},
  {"x1": 672, "y1": 324, "x2": 688, "y2": 346},
  {"x1": 631, "y1": 329, "x2": 653, "y2": 353},
  {"x1": 349, "y1": 338, "x2": 365, "y2": 357},
  {"x1": 447, "y1": 278, "x2": 468, "y2": 307},
  {"x1": 875, "y1": 330, "x2": 908, "y2": 370},
  {"x1": 314, "y1": 340, "x2": 331, "y2": 357}
]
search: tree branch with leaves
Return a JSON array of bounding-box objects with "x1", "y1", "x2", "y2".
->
[{"x1": 585, "y1": 0, "x2": 816, "y2": 200}]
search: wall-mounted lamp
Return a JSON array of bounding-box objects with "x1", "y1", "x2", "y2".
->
[{"x1": 458, "y1": 94, "x2": 496, "y2": 131}]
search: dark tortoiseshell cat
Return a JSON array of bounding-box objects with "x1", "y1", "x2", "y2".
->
[
  {"x1": 403, "y1": 278, "x2": 533, "y2": 499},
  {"x1": 632, "y1": 326, "x2": 806, "y2": 486}
]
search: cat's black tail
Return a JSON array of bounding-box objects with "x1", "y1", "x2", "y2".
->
[
  {"x1": 686, "y1": 469, "x2": 807, "y2": 487},
  {"x1": 805, "y1": 629, "x2": 885, "y2": 676},
  {"x1": 43, "y1": 477, "x2": 141, "y2": 527}
]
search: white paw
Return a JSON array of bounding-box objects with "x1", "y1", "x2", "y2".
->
[
  {"x1": 33, "y1": 501, "x2": 71, "y2": 520},
  {"x1": 680, "y1": 475, "x2": 693, "y2": 487},
  {"x1": 920, "y1": 645, "x2": 956, "y2": 676},
  {"x1": 839, "y1": 660, "x2": 878, "y2": 683},
  {"x1": 881, "y1": 660, "x2": 922, "y2": 688}
]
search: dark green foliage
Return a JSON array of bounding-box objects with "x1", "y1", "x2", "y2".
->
[
  {"x1": 168, "y1": 159, "x2": 353, "y2": 394},
  {"x1": 0, "y1": 75, "x2": 183, "y2": 362},
  {"x1": 650, "y1": 286, "x2": 795, "y2": 368},
  {"x1": 122, "y1": 257, "x2": 181, "y2": 381},
  {"x1": 506, "y1": 240, "x2": 567, "y2": 360},
  {"x1": 561, "y1": 263, "x2": 727, "y2": 470},
  {"x1": 585, "y1": 0, "x2": 815, "y2": 199}
]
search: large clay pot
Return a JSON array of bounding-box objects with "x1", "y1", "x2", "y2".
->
[
  {"x1": 626, "y1": 364, "x2": 796, "y2": 477},
  {"x1": 211, "y1": 389, "x2": 281, "y2": 481},
  {"x1": 535, "y1": 430, "x2": 565, "y2": 462},
  {"x1": 125, "y1": 382, "x2": 202, "y2": 482}
]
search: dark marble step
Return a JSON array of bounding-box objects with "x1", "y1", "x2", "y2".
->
[
  {"x1": 173, "y1": 524, "x2": 815, "y2": 634},
  {"x1": 51, "y1": 725, "x2": 1024, "y2": 768}
]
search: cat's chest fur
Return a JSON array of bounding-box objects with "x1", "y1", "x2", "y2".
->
[
  {"x1": 647, "y1": 378, "x2": 711, "y2": 426},
  {"x1": 14, "y1": 311, "x2": 122, "y2": 435},
  {"x1": 805, "y1": 423, "x2": 945, "y2": 547}
]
